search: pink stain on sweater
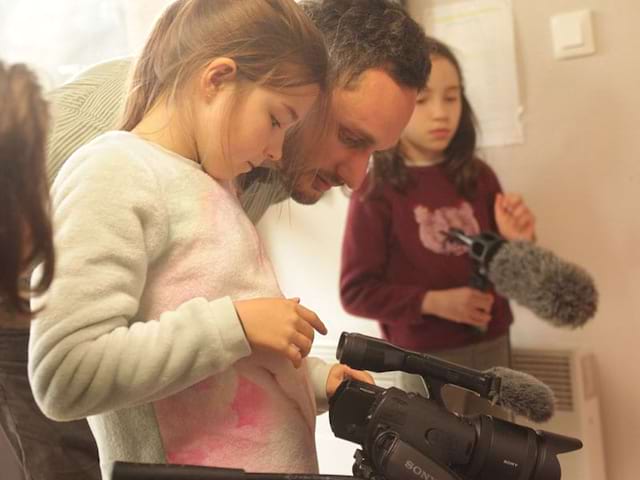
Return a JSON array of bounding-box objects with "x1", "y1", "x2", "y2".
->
[
  {"x1": 232, "y1": 376, "x2": 266, "y2": 428},
  {"x1": 156, "y1": 374, "x2": 273, "y2": 467}
]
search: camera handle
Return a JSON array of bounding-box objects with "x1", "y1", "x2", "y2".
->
[{"x1": 417, "y1": 376, "x2": 448, "y2": 408}]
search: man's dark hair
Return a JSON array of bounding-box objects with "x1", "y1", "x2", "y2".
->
[{"x1": 299, "y1": 0, "x2": 430, "y2": 89}]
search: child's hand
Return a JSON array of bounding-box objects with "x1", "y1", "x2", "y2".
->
[
  {"x1": 494, "y1": 193, "x2": 536, "y2": 241},
  {"x1": 234, "y1": 297, "x2": 327, "y2": 368},
  {"x1": 422, "y1": 288, "x2": 494, "y2": 328},
  {"x1": 326, "y1": 364, "x2": 375, "y2": 399}
]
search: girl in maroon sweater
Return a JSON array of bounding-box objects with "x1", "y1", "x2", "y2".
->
[{"x1": 339, "y1": 37, "x2": 536, "y2": 417}]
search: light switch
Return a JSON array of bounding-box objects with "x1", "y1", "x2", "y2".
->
[
  {"x1": 550, "y1": 10, "x2": 596, "y2": 60},
  {"x1": 557, "y1": 17, "x2": 584, "y2": 48}
]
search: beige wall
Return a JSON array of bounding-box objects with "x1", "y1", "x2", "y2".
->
[{"x1": 407, "y1": 0, "x2": 640, "y2": 478}]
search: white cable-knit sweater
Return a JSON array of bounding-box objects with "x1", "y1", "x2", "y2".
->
[{"x1": 29, "y1": 131, "x2": 331, "y2": 478}]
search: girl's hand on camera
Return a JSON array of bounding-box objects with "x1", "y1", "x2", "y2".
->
[
  {"x1": 326, "y1": 364, "x2": 375, "y2": 399},
  {"x1": 234, "y1": 297, "x2": 327, "y2": 368}
]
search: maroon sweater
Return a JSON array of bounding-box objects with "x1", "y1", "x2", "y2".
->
[{"x1": 340, "y1": 162, "x2": 513, "y2": 351}]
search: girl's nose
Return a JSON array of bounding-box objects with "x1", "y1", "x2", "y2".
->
[
  {"x1": 264, "y1": 133, "x2": 284, "y2": 165},
  {"x1": 431, "y1": 99, "x2": 448, "y2": 118}
]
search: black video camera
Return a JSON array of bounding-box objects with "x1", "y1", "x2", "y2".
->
[
  {"x1": 329, "y1": 332, "x2": 582, "y2": 480},
  {"x1": 110, "y1": 332, "x2": 582, "y2": 480}
]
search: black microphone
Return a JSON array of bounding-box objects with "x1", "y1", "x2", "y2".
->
[
  {"x1": 337, "y1": 332, "x2": 555, "y2": 422},
  {"x1": 110, "y1": 462, "x2": 353, "y2": 480},
  {"x1": 445, "y1": 229, "x2": 597, "y2": 328}
]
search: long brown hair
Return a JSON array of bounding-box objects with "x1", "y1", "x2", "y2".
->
[
  {"x1": 0, "y1": 62, "x2": 54, "y2": 316},
  {"x1": 367, "y1": 36, "x2": 482, "y2": 199},
  {"x1": 120, "y1": 0, "x2": 330, "y2": 133}
]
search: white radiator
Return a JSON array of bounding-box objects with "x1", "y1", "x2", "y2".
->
[{"x1": 512, "y1": 348, "x2": 608, "y2": 480}]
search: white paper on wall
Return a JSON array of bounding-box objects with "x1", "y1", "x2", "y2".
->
[{"x1": 423, "y1": 0, "x2": 524, "y2": 147}]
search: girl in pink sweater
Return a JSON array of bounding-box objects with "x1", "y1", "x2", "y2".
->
[{"x1": 29, "y1": 1, "x2": 370, "y2": 477}]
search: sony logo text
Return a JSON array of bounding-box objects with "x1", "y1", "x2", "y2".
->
[{"x1": 405, "y1": 460, "x2": 438, "y2": 480}]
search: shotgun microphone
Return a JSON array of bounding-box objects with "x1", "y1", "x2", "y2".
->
[{"x1": 445, "y1": 229, "x2": 597, "y2": 328}]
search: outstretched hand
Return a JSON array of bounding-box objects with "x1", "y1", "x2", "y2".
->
[
  {"x1": 326, "y1": 364, "x2": 375, "y2": 399},
  {"x1": 494, "y1": 192, "x2": 536, "y2": 242}
]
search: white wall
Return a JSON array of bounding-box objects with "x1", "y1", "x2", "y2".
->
[{"x1": 258, "y1": 0, "x2": 640, "y2": 478}]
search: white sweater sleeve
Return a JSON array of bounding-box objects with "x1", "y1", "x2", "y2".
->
[
  {"x1": 306, "y1": 357, "x2": 333, "y2": 414},
  {"x1": 29, "y1": 145, "x2": 251, "y2": 421}
]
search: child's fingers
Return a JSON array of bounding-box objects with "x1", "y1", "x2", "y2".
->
[
  {"x1": 295, "y1": 304, "x2": 328, "y2": 335},
  {"x1": 511, "y1": 201, "x2": 527, "y2": 214},
  {"x1": 481, "y1": 294, "x2": 494, "y2": 311},
  {"x1": 470, "y1": 309, "x2": 491, "y2": 326},
  {"x1": 495, "y1": 193, "x2": 515, "y2": 214},
  {"x1": 291, "y1": 331, "x2": 313, "y2": 358},
  {"x1": 510, "y1": 204, "x2": 530, "y2": 221},
  {"x1": 287, "y1": 345, "x2": 303, "y2": 369},
  {"x1": 515, "y1": 216, "x2": 533, "y2": 232},
  {"x1": 347, "y1": 367, "x2": 375, "y2": 385},
  {"x1": 296, "y1": 317, "x2": 316, "y2": 343},
  {"x1": 502, "y1": 192, "x2": 522, "y2": 205},
  {"x1": 471, "y1": 290, "x2": 494, "y2": 308},
  {"x1": 498, "y1": 193, "x2": 525, "y2": 216}
]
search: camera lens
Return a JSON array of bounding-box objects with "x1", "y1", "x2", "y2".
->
[{"x1": 465, "y1": 416, "x2": 582, "y2": 480}]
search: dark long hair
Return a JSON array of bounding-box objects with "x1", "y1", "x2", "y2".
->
[
  {"x1": 0, "y1": 62, "x2": 55, "y2": 316},
  {"x1": 367, "y1": 36, "x2": 482, "y2": 199}
]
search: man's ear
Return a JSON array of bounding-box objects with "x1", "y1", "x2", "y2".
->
[{"x1": 200, "y1": 57, "x2": 238, "y2": 98}]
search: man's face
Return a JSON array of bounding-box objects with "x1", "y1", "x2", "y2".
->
[{"x1": 289, "y1": 69, "x2": 418, "y2": 204}]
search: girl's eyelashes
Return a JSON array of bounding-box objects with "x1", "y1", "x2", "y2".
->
[
  {"x1": 270, "y1": 114, "x2": 282, "y2": 129},
  {"x1": 416, "y1": 93, "x2": 431, "y2": 105},
  {"x1": 416, "y1": 94, "x2": 459, "y2": 105}
]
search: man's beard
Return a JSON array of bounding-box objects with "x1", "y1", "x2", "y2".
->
[
  {"x1": 280, "y1": 150, "x2": 322, "y2": 205},
  {"x1": 290, "y1": 183, "x2": 322, "y2": 205},
  {"x1": 237, "y1": 163, "x2": 323, "y2": 205},
  {"x1": 285, "y1": 170, "x2": 321, "y2": 205},
  {"x1": 287, "y1": 169, "x2": 344, "y2": 205},
  {"x1": 279, "y1": 128, "x2": 337, "y2": 205}
]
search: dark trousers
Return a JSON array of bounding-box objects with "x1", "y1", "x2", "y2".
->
[{"x1": 0, "y1": 328, "x2": 100, "y2": 480}]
